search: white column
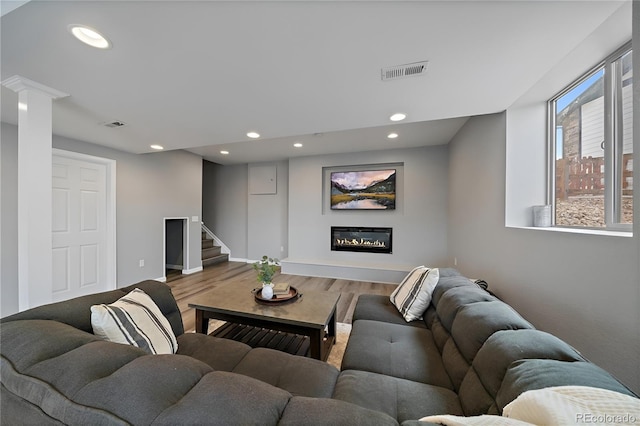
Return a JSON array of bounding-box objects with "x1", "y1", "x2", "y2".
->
[{"x1": 2, "y1": 76, "x2": 68, "y2": 310}]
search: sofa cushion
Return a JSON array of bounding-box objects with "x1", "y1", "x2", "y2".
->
[
  {"x1": 435, "y1": 286, "x2": 497, "y2": 334},
  {"x1": 279, "y1": 396, "x2": 399, "y2": 426},
  {"x1": 24, "y1": 341, "x2": 145, "y2": 397},
  {"x1": 74, "y1": 354, "x2": 214, "y2": 425},
  {"x1": 150, "y1": 371, "x2": 292, "y2": 426},
  {"x1": 496, "y1": 359, "x2": 638, "y2": 412},
  {"x1": 352, "y1": 294, "x2": 426, "y2": 328},
  {"x1": 232, "y1": 347, "x2": 339, "y2": 398},
  {"x1": 453, "y1": 301, "x2": 533, "y2": 364},
  {"x1": 1, "y1": 359, "x2": 130, "y2": 426},
  {"x1": 177, "y1": 332, "x2": 253, "y2": 371},
  {"x1": 429, "y1": 280, "x2": 493, "y2": 354},
  {"x1": 442, "y1": 301, "x2": 534, "y2": 393},
  {"x1": 341, "y1": 320, "x2": 452, "y2": 388},
  {"x1": 1, "y1": 382, "x2": 69, "y2": 426},
  {"x1": 333, "y1": 369, "x2": 463, "y2": 423},
  {"x1": 1, "y1": 281, "x2": 185, "y2": 337},
  {"x1": 0, "y1": 320, "x2": 102, "y2": 372},
  {"x1": 431, "y1": 275, "x2": 481, "y2": 308},
  {"x1": 91, "y1": 288, "x2": 178, "y2": 354},
  {"x1": 458, "y1": 329, "x2": 584, "y2": 415},
  {"x1": 390, "y1": 267, "x2": 440, "y2": 322}
]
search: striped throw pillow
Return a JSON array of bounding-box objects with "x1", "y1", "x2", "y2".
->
[
  {"x1": 91, "y1": 288, "x2": 178, "y2": 354},
  {"x1": 390, "y1": 266, "x2": 440, "y2": 322}
]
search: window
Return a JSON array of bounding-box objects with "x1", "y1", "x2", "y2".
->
[{"x1": 549, "y1": 43, "x2": 633, "y2": 230}]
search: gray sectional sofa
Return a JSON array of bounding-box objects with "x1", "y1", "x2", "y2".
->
[
  {"x1": 333, "y1": 268, "x2": 638, "y2": 423},
  {"x1": 1, "y1": 269, "x2": 636, "y2": 425}
]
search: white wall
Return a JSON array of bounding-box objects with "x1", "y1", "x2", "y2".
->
[
  {"x1": 505, "y1": 1, "x2": 632, "y2": 226},
  {"x1": 448, "y1": 112, "x2": 639, "y2": 395},
  {"x1": 1, "y1": 124, "x2": 203, "y2": 316},
  {"x1": 286, "y1": 146, "x2": 450, "y2": 276},
  {"x1": 1, "y1": 123, "x2": 19, "y2": 314}
]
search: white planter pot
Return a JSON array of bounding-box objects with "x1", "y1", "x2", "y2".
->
[{"x1": 261, "y1": 283, "x2": 274, "y2": 300}]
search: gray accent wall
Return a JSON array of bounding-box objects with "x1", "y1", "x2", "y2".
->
[
  {"x1": 202, "y1": 160, "x2": 288, "y2": 262},
  {"x1": 287, "y1": 146, "x2": 449, "y2": 270},
  {"x1": 1, "y1": 123, "x2": 203, "y2": 316},
  {"x1": 202, "y1": 161, "x2": 248, "y2": 259},
  {"x1": 448, "y1": 112, "x2": 639, "y2": 394},
  {"x1": 247, "y1": 161, "x2": 288, "y2": 261}
]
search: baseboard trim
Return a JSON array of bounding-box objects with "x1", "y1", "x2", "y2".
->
[
  {"x1": 280, "y1": 258, "x2": 410, "y2": 284},
  {"x1": 182, "y1": 266, "x2": 203, "y2": 275}
]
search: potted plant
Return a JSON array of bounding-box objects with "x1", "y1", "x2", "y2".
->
[{"x1": 253, "y1": 256, "x2": 279, "y2": 299}]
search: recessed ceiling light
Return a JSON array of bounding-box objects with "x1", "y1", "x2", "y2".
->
[
  {"x1": 293, "y1": 142, "x2": 303, "y2": 148},
  {"x1": 390, "y1": 113, "x2": 406, "y2": 122},
  {"x1": 387, "y1": 133, "x2": 399, "y2": 139},
  {"x1": 150, "y1": 144, "x2": 164, "y2": 150},
  {"x1": 68, "y1": 24, "x2": 111, "y2": 49},
  {"x1": 220, "y1": 150, "x2": 229, "y2": 155},
  {"x1": 247, "y1": 132, "x2": 260, "y2": 139}
]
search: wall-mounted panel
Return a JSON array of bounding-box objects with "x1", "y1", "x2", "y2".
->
[{"x1": 249, "y1": 165, "x2": 277, "y2": 194}]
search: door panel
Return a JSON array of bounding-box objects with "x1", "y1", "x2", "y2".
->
[
  {"x1": 80, "y1": 190, "x2": 99, "y2": 231},
  {"x1": 52, "y1": 188, "x2": 69, "y2": 232},
  {"x1": 52, "y1": 155, "x2": 108, "y2": 301},
  {"x1": 80, "y1": 244, "x2": 99, "y2": 286},
  {"x1": 52, "y1": 247, "x2": 70, "y2": 293}
]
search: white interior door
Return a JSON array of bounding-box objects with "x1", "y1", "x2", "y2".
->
[{"x1": 52, "y1": 154, "x2": 111, "y2": 301}]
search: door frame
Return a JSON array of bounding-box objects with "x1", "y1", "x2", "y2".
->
[
  {"x1": 162, "y1": 217, "x2": 189, "y2": 280},
  {"x1": 51, "y1": 149, "x2": 117, "y2": 291}
]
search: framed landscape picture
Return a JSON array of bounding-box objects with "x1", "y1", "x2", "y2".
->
[{"x1": 330, "y1": 169, "x2": 396, "y2": 210}]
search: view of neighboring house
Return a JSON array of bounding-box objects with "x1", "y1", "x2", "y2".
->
[{"x1": 554, "y1": 51, "x2": 633, "y2": 226}]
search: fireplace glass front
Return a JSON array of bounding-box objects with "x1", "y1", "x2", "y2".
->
[{"x1": 331, "y1": 227, "x2": 392, "y2": 254}]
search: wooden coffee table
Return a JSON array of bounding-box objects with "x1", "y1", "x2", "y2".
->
[{"x1": 188, "y1": 281, "x2": 340, "y2": 361}]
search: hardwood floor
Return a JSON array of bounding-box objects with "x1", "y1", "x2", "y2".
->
[{"x1": 167, "y1": 261, "x2": 397, "y2": 333}]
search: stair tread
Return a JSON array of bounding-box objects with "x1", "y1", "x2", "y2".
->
[
  {"x1": 202, "y1": 253, "x2": 229, "y2": 267},
  {"x1": 201, "y1": 228, "x2": 228, "y2": 266},
  {"x1": 202, "y1": 246, "x2": 222, "y2": 257}
]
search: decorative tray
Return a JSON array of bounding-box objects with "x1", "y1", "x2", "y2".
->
[{"x1": 253, "y1": 286, "x2": 301, "y2": 304}]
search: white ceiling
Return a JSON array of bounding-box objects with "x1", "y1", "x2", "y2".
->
[{"x1": 0, "y1": 1, "x2": 629, "y2": 165}]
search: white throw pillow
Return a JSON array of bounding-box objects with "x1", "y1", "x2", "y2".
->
[
  {"x1": 390, "y1": 266, "x2": 439, "y2": 322},
  {"x1": 91, "y1": 288, "x2": 178, "y2": 354}
]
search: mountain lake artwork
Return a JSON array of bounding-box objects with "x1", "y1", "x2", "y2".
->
[{"x1": 330, "y1": 169, "x2": 396, "y2": 209}]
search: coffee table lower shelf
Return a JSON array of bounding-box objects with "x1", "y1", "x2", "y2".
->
[{"x1": 211, "y1": 322, "x2": 335, "y2": 359}]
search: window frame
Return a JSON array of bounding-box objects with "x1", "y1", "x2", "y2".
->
[{"x1": 548, "y1": 41, "x2": 632, "y2": 232}]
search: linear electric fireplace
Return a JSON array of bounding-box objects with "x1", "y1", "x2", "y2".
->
[{"x1": 331, "y1": 226, "x2": 392, "y2": 254}]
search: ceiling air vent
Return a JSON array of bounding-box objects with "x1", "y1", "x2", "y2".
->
[
  {"x1": 381, "y1": 61, "x2": 429, "y2": 81},
  {"x1": 104, "y1": 121, "x2": 127, "y2": 128}
]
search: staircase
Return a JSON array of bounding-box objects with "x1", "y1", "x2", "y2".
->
[{"x1": 201, "y1": 231, "x2": 229, "y2": 267}]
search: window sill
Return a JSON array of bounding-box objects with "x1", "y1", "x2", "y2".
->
[{"x1": 508, "y1": 226, "x2": 633, "y2": 238}]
